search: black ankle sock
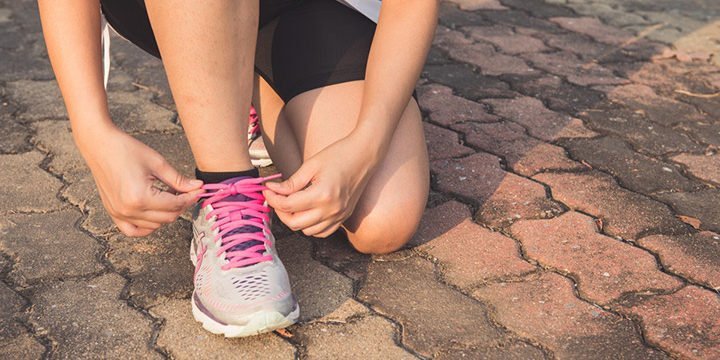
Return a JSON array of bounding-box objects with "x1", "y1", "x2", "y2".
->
[{"x1": 195, "y1": 168, "x2": 259, "y2": 184}]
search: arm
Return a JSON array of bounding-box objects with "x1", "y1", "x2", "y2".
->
[
  {"x1": 354, "y1": 0, "x2": 439, "y2": 162},
  {"x1": 37, "y1": 0, "x2": 203, "y2": 236}
]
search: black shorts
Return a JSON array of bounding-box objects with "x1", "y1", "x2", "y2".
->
[{"x1": 100, "y1": 0, "x2": 377, "y2": 102}]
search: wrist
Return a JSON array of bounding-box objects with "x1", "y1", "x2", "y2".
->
[
  {"x1": 348, "y1": 123, "x2": 391, "y2": 168},
  {"x1": 71, "y1": 114, "x2": 119, "y2": 154}
]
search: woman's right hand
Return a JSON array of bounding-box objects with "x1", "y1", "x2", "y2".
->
[{"x1": 76, "y1": 124, "x2": 204, "y2": 237}]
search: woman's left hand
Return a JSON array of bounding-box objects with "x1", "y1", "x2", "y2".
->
[{"x1": 263, "y1": 132, "x2": 379, "y2": 238}]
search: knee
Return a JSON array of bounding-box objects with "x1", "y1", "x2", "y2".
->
[{"x1": 346, "y1": 213, "x2": 422, "y2": 255}]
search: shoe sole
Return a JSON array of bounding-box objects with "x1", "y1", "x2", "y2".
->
[
  {"x1": 191, "y1": 292, "x2": 299, "y2": 338},
  {"x1": 190, "y1": 239, "x2": 298, "y2": 338}
]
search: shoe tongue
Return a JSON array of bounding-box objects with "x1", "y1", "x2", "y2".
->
[{"x1": 219, "y1": 176, "x2": 265, "y2": 260}]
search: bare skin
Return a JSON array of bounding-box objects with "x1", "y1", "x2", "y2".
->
[{"x1": 38, "y1": 0, "x2": 437, "y2": 253}]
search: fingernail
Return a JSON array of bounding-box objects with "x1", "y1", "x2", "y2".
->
[{"x1": 190, "y1": 179, "x2": 203, "y2": 187}]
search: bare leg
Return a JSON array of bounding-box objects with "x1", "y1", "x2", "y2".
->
[
  {"x1": 145, "y1": 0, "x2": 259, "y2": 172},
  {"x1": 256, "y1": 78, "x2": 429, "y2": 254}
]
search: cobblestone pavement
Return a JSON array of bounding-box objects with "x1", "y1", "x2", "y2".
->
[{"x1": 1, "y1": 0, "x2": 719, "y2": 358}]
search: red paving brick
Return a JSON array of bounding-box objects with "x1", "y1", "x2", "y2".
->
[
  {"x1": 432, "y1": 153, "x2": 563, "y2": 228},
  {"x1": 618, "y1": 286, "x2": 720, "y2": 359},
  {"x1": 419, "y1": 218, "x2": 536, "y2": 288},
  {"x1": 465, "y1": 25, "x2": 549, "y2": 54},
  {"x1": 452, "y1": 121, "x2": 584, "y2": 176},
  {"x1": 521, "y1": 51, "x2": 630, "y2": 86},
  {"x1": 417, "y1": 83, "x2": 499, "y2": 126},
  {"x1": 483, "y1": 96, "x2": 597, "y2": 141},
  {"x1": 550, "y1": 17, "x2": 634, "y2": 46},
  {"x1": 672, "y1": 153, "x2": 720, "y2": 185},
  {"x1": 473, "y1": 272, "x2": 667, "y2": 359},
  {"x1": 423, "y1": 122, "x2": 474, "y2": 161},
  {"x1": 409, "y1": 200, "x2": 472, "y2": 247},
  {"x1": 534, "y1": 171, "x2": 687, "y2": 239},
  {"x1": 639, "y1": 231, "x2": 720, "y2": 290},
  {"x1": 510, "y1": 212, "x2": 682, "y2": 304}
]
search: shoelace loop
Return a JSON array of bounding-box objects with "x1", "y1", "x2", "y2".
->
[{"x1": 197, "y1": 174, "x2": 281, "y2": 270}]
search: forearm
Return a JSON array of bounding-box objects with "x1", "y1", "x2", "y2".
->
[
  {"x1": 38, "y1": 0, "x2": 113, "y2": 150},
  {"x1": 353, "y1": 0, "x2": 438, "y2": 161}
]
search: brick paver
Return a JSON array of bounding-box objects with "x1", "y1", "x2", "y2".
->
[{"x1": 2, "y1": 0, "x2": 720, "y2": 358}]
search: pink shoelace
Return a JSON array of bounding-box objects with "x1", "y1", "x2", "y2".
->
[
  {"x1": 248, "y1": 106, "x2": 260, "y2": 141},
  {"x1": 197, "y1": 174, "x2": 281, "y2": 270}
]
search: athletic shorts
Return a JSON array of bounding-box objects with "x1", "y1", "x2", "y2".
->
[{"x1": 100, "y1": 0, "x2": 377, "y2": 102}]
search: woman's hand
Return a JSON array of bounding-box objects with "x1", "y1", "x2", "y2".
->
[
  {"x1": 77, "y1": 124, "x2": 204, "y2": 237},
  {"x1": 263, "y1": 132, "x2": 379, "y2": 238}
]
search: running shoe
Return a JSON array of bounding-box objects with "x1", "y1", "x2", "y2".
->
[
  {"x1": 248, "y1": 106, "x2": 273, "y2": 167},
  {"x1": 190, "y1": 175, "x2": 298, "y2": 337}
]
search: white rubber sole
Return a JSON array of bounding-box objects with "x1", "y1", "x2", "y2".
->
[{"x1": 191, "y1": 294, "x2": 299, "y2": 338}]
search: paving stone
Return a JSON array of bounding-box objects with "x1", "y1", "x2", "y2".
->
[
  {"x1": 438, "y1": 2, "x2": 493, "y2": 29},
  {"x1": 564, "y1": 2, "x2": 651, "y2": 28},
  {"x1": 446, "y1": 0, "x2": 507, "y2": 11},
  {"x1": 604, "y1": 84, "x2": 703, "y2": 127},
  {"x1": 311, "y1": 298, "x2": 371, "y2": 324},
  {"x1": 507, "y1": 75, "x2": 606, "y2": 114},
  {"x1": 417, "y1": 84, "x2": 499, "y2": 126},
  {"x1": 473, "y1": 272, "x2": 668, "y2": 359},
  {"x1": 672, "y1": 153, "x2": 720, "y2": 185},
  {"x1": 464, "y1": 25, "x2": 549, "y2": 54},
  {"x1": 358, "y1": 255, "x2": 505, "y2": 357},
  {"x1": 435, "y1": 342, "x2": 545, "y2": 360},
  {"x1": 32, "y1": 120, "x2": 86, "y2": 180},
  {"x1": 5, "y1": 80, "x2": 66, "y2": 122},
  {"x1": 422, "y1": 63, "x2": 516, "y2": 100},
  {"x1": 107, "y1": 220, "x2": 193, "y2": 307},
  {"x1": 62, "y1": 174, "x2": 115, "y2": 236},
  {"x1": 534, "y1": 171, "x2": 687, "y2": 239},
  {"x1": 676, "y1": 121, "x2": 720, "y2": 147},
  {"x1": 0, "y1": 332, "x2": 45, "y2": 359},
  {"x1": 550, "y1": 16, "x2": 634, "y2": 45},
  {"x1": 434, "y1": 28, "x2": 537, "y2": 76},
  {"x1": 521, "y1": 51, "x2": 629, "y2": 86},
  {"x1": 151, "y1": 298, "x2": 295, "y2": 360},
  {"x1": 311, "y1": 232, "x2": 371, "y2": 282},
  {"x1": 0, "y1": 38, "x2": 54, "y2": 82},
  {"x1": 0, "y1": 151, "x2": 64, "y2": 213},
  {"x1": 564, "y1": 136, "x2": 698, "y2": 194},
  {"x1": 453, "y1": 121, "x2": 584, "y2": 176},
  {"x1": 135, "y1": 132, "x2": 196, "y2": 179},
  {"x1": 432, "y1": 153, "x2": 563, "y2": 228},
  {"x1": 511, "y1": 212, "x2": 682, "y2": 304},
  {"x1": 29, "y1": 273, "x2": 159, "y2": 359},
  {"x1": 0, "y1": 282, "x2": 26, "y2": 340},
  {"x1": 294, "y1": 316, "x2": 415, "y2": 360},
  {"x1": 618, "y1": 286, "x2": 720, "y2": 359},
  {"x1": 409, "y1": 200, "x2": 472, "y2": 248},
  {"x1": 276, "y1": 235, "x2": 353, "y2": 322},
  {"x1": 576, "y1": 104, "x2": 704, "y2": 156},
  {"x1": 657, "y1": 190, "x2": 720, "y2": 233},
  {"x1": 419, "y1": 218, "x2": 536, "y2": 288},
  {"x1": 639, "y1": 231, "x2": 720, "y2": 290},
  {"x1": 500, "y1": 0, "x2": 576, "y2": 18},
  {"x1": 481, "y1": 9, "x2": 565, "y2": 34},
  {"x1": 106, "y1": 91, "x2": 179, "y2": 133},
  {"x1": 0, "y1": 113, "x2": 32, "y2": 153},
  {"x1": 423, "y1": 123, "x2": 474, "y2": 161},
  {"x1": 110, "y1": 36, "x2": 174, "y2": 108},
  {"x1": 0, "y1": 210, "x2": 104, "y2": 286},
  {"x1": 484, "y1": 96, "x2": 597, "y2": 141}
]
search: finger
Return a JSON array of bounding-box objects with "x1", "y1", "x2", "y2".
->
[
  {"x1": 282, "y1": 209, "x2": 325, "y2": 232},
  {"x1": 144, "y1": 189, "x2": 198, "y2": 212},
  {"x1": 265, "y1": 163, "x2": 315, "y2": 195},
  {"x1": 114, "y1": 218, "x2": 156, "y2": 237},
  {"x1": 130, "y1": 210, "x2": 181, "y2": 224},
  {"x1": 302, "y1": 220, "x2": 340, "y2": 238},
  {"x1": 264, "y1": 188, "x2": 317, "y2": 214},
  {"x1": 152, "y1": 159, "x2": 203, "y2": 193}
]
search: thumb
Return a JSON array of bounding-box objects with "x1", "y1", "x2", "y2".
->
[
  {"x1": 153, "y1": 159, "x2": 203, "y2": 192},
  {"x1": 266, "y1": 164, "x2": 314, "y2": 195}
]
